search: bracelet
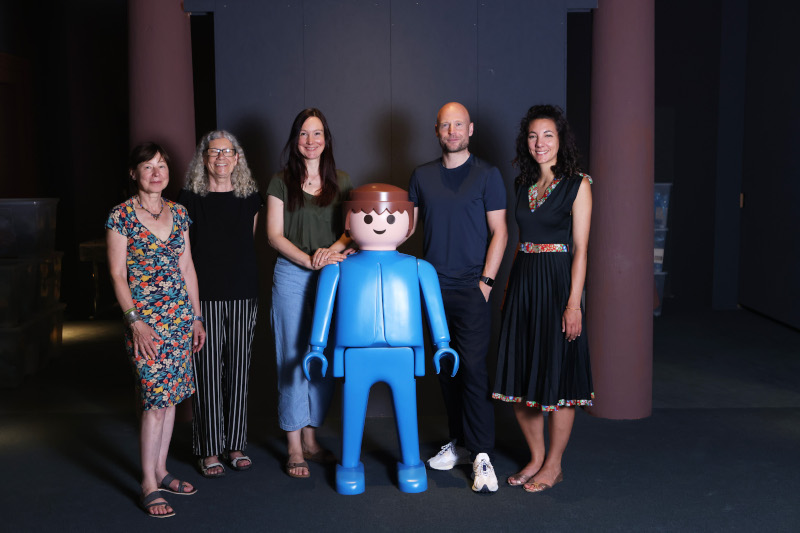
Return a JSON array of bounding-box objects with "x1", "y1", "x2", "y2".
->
[
  {"x1": 123, "y1": 308, "x2": 142, "y2": 325},
  {"x1": 565, "y1": 307, "x2": 582, "y2": 311},
  {"x1": 122, "y1": 306, "x2": 135, "y2": 315},
  {"x1": 193, "y1": 315, "x2": 205, "y2": 324}
]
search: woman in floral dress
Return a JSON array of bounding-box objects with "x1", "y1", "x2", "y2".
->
[{"x1": 106, "y1": 142, "x2": 206, "y2": 518}]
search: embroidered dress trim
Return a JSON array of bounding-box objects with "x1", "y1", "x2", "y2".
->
[
  {"x1": 527, "y1": 173, "x2": 593, "y2": 213},
  {"x1": 528, "y1": 178, "x2": 561, "y2": 212},
  {"x1": 519, "y1": 242, "x2": 569, "y2": 253},
  {"x1": 492, "y1": 392, "x2": 595, "y2": 411}
]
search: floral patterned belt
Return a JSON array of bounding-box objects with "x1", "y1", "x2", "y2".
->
[{"x1": 519, "y1": 242, "x2": 569, "y2": 253}]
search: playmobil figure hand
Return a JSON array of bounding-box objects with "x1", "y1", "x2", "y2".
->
[
  {"x1": 303, "y1": 346, "x2": 328, "y2": 380},
  {"x1": 433, "y1": 342, "x2": 459, "y2": 377}
]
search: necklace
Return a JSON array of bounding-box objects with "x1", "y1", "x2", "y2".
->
[
  {"x1": 302, "y1": 177, "x2": 320, "y2": 194},
  {"x1": 136, "y1": 195, "x2": 165, "y2": 220}
]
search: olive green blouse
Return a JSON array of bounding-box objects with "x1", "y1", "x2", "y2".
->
[{"x1": 267, "y1": 170, "x2": 352, "y2": 255}]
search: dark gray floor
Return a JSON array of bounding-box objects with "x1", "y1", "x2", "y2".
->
[{"x1": 2, "y1": 308, "x2": 799, "y2": 532}]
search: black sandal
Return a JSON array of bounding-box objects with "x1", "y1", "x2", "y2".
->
[
  {"x1": 226, "y1": 451, "x2": 253, "y2": 471},
  {"x1": 141, "y1": 490, "x2": 175, "y2": 518},
  {"x1": 159, "y1": 473, "x2": 197, "y2": 495}
]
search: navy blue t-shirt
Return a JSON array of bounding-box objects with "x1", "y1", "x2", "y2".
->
[{"x1": 408, "y1": 154, "x2": 506, "y2": 289}]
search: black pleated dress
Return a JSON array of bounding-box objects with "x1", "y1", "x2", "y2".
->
[{"x1": 492, "y1": 174, "x2": 594, "y2": 411}]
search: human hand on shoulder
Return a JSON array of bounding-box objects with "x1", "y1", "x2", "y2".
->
[{"x1": 310, "y1": 247, "x2": 347, "y2": 270}]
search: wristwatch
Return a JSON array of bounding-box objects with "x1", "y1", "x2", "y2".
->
[{"x1": 479, "y1": 276, "x2": 494, "y2": 287}]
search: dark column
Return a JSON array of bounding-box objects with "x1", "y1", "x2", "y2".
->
[
  {"x1": 586, "y1": 0, "x2": 654, "y2": 419},
  {"x1": 128, "y1": 0, "x2": 196, "y2": 198}
]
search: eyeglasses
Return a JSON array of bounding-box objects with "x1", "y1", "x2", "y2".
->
[{"x1": 206, "y1": 148, "x2": 236, "y2": 157}]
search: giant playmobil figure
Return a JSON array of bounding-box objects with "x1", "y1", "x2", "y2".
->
[{"x1": 303, "y1": 183, "x2": 459, "y2": 495}]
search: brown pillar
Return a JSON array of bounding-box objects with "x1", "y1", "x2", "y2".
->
[
  {"x1": 128, "y1": 0, "x2": 196, "y2": 199},
  {"x1": 585, "y1": 0, "x2": 654, "y2": 419}
]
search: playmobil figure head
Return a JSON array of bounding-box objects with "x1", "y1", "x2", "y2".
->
[{"x1": 344, "y1": 183, "x2": 414, "y2": 251}]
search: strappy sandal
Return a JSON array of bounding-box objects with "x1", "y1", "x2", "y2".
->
[
  {"x1": 523, "y1": 472, "x2": 564, "y2": 493},
  {"x1": 286, "y1": 461, "x2": 310, "y2": 479},
  {"x1": 197, "y1": 457, "x2": 226, "y2": 478},
  {"x1": 225, "y1": 452, "x2": 253, "y2": 471},
  {"x1": 141, "y1": 490, "x2": 175, "y2": 518},
  {"x1": 159, "y1": 473, "x2": 197, "y2": 495},
  {"x1": 507, "y1": 471, "x2": 535, "y2": 486},
  {"x1": 303, "y1": 448, "x2": 336, "y2": 465}
]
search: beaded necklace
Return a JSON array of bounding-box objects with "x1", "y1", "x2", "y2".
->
[{"x1": 136, "y1": 195, "x2": 165, "y2": 220}]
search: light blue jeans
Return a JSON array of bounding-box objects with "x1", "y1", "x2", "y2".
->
[{"x1": 271, "y1": 257, "x2": 334, "y2": 431}]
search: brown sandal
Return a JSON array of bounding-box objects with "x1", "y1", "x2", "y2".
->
[
  {"x1": 524, "y1": 472, "x2": 564, "y2": 493},
  {"x1": 286, "y1": 461, "x2": 310, "y2": 479},
  {"x1": 303, "y1": 448, "x2": 337, "y2": 465},
  {"x1": 507, "y1": 472, "x2": 535, "y2": 486}
]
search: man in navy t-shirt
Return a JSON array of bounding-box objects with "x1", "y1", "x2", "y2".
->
[{"x1": 408, "y1": 102, "x2": 508, "y2": 493}]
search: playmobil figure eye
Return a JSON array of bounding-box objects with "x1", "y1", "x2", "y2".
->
[
  {"x1": 364, "y1": 215, "x2": 373, "y2": 224},
  {"x1": 387, "y1": 215, "x2": 396, "y2": 224}
]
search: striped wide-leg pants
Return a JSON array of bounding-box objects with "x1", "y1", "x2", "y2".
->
[{"x1": 191, "y1": 298, "x2": 258, "y2": 457}]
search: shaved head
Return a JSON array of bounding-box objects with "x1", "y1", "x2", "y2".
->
[
  {"x1": 436, "y1": 102, "x2": 471, "y2": 126},
  {"x1": 435, "y1": 101, "x2": 473, "y2": 155}
]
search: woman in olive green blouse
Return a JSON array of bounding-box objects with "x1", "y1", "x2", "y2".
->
[{"x1": 266, "y1": 108, "x2": 352, "y2": 479}]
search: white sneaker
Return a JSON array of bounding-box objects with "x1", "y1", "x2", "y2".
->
[
  {"x1": 471, "y1": 453, "x2": 498, "y2": 493},
  {"x1": 427, "y1": 440, "x2": 470, "y2": 471}
]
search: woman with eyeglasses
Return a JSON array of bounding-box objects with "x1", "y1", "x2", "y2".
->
[
  {"x1": 106, "y1": 142, "x2": 206, "y2": 517},
  {"x1": 266, "y1": 108, "x2": 353, "y2": 479},
  {"x1": 180, "y1": 131, "x2": 264, "y2": 478}
]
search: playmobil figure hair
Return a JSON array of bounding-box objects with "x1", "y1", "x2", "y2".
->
[{"x1": 344, "y1": 183, "x2": 415, "y2": 237}]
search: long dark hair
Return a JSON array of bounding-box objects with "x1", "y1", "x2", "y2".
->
[
  {"x1": 513, "y1": 105, "x2": 582, "y2": 187},
  {"x1": 280, "y1": 108, "x2": 340, "y2": 211}
]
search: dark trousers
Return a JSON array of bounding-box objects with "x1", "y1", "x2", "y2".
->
[
  {"x1": 191, "y1": 298, "x2": 258, "y2": 457},
  {"x1": 438, "y1": 286, "x2": 495, "y2": 459}
]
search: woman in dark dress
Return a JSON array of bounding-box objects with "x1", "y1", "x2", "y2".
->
[
  {"x1": 492, "y1": 105, "x2": 594, "y2": 493},
  {"x1": 180, "y1": 131, "x2": 263, "y2": 477}
]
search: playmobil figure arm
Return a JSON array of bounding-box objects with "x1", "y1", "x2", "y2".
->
[
  {"x1": 433, "y1": 342, "x2": 459, "y2": 377},
  {"x1": 302, "y1": 263, "x2": 340, "y2": 380},
  {"x1": 417, "y1": 259, "x2": 459, "y2": 376},
  {"x1": 303, "y1": 345, "x2": 328, "y2": 381}
]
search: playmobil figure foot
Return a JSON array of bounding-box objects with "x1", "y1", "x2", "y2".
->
[
  {"x1": 397, "y1": 461, "x2": 428, "y2": 493},
  {"x1": 336, "y1": 462, "x2": 366, "y2": 495}
]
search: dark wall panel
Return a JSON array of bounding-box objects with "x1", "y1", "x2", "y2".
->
[
  {"x1": 212, "y1": 2, "x2": 305, "y2": 184},
  {"x1": 654, "y1": 0, "x2": 721, "y2": 310},
  {"x1": 305, "y1": 1, "x2": 391, "y2": 184},
  {"x1": 390, "y1": 0, "x2": 478, "y2": 179},
  {"x1": 739, "y1": 0, "x2": 800, "y2": 328}
]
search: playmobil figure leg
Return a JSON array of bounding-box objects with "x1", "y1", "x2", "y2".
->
[
  {"x1": 338, "y1": 351, "x2": 375, "y2": 495},
  {"x1": 381, "y1": 349, "x2": 427, "y2": 493}
]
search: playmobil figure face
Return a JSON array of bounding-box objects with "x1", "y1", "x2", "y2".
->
[
  {"x1": 348, "y1": 209, "x2": 410, "y2": 250},
  {"x1": 344, "y1": 183, "x2": 414, "y2": 251}
]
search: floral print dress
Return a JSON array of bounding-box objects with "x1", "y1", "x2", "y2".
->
[{"x1": 106, "y1": 198, "x2": 196, "y2": 410}]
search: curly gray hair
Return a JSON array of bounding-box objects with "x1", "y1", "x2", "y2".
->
[{"x1": 184, "y1": 130, "x2": 258, "y2": 197}]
